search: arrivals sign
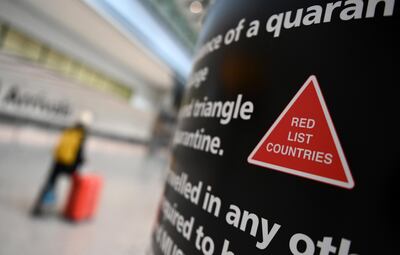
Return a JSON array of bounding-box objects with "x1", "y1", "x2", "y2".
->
[{"x1": 150, "y1": 0, "x2": 398, "y2": 254}]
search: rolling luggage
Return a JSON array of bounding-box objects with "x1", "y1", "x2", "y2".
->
[{"x1": 64, "y1": 173, "x2": 102, "y2": 221}]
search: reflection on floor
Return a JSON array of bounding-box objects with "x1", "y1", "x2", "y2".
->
[{"x1": 0, "y1": 124, "x2": 168, "y2": 255}]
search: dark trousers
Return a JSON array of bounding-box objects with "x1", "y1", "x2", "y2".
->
[{"x1": 31, "y1": 162, "x2": 76, "y2": 214}]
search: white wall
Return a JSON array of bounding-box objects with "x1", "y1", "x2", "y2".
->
[
  {"x1": 0, "y1": 0, "x2": 174, "y2": 103},
  {"x1": 0, "y1": 54, "x2": 157, "y2": 141}
]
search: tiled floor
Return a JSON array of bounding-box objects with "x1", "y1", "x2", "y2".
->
[{"x1": 0, "y1": 124, "x2": 167, "y2": 255}]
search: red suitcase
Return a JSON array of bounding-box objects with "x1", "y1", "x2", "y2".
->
[{"x1": 64, "y1": 173, "x2": 102, "y2": 221}]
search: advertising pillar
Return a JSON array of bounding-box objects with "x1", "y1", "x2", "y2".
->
[{"x1": 151, "y1": 0, "x2": 398, "y2": 254}]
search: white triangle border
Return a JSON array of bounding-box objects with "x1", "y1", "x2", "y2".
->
[{"x1": 247, "y1": 75, "x2": 355, "y2": 189}]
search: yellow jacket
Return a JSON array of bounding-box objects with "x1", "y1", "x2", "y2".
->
[{"x1": 54, "y1": 128, "x2": 84, "y2": 165}]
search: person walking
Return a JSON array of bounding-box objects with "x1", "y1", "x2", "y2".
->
[{"x1": 31, "y1": 118, "x2": 89, "y2": 217}]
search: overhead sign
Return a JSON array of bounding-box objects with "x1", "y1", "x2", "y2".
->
[{"x1": 248, "y1": 75, "x2": 354, "y2": 189}]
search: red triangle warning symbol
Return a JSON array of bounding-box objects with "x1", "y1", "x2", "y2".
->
[{"x1": 248, "y1": 75, "x2": 354, "y2": 189}]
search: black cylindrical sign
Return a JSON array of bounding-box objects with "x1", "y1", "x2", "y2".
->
[{"x1": 151, "y1": 0, "x2": 398, "y2": 254}]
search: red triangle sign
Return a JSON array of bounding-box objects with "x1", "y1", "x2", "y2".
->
[{"x1": 248, "y1": 75, "x2": 354, "y2": 189}]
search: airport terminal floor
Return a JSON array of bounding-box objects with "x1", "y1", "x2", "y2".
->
[{"x1": 0, "y1": 123, "x2": 167, "y2": 255}]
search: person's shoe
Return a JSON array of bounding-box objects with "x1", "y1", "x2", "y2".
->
[{"x1": 30, "y1": 207, "x2": 44, "y2": 217}]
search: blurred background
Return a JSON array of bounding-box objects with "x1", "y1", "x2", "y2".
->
[{"x1": 0, "y1": 0, "x2": 211, "y2": 254}]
